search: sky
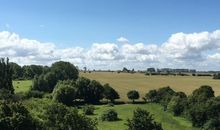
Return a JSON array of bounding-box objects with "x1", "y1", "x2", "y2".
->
[{"x1": 0, "y1": 0, "x2": 220, "y2": 70}]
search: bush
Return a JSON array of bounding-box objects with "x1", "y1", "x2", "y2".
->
[
  {"x1": 101, "y1": 109, "x2": 118, "y2": 121},
  {"x1": 107, "y1": 102, "x2": 114, "y2": 107},
  {"x1": 83, "y1": 105, "x2": 95, "y2": 115},
  {"x1": 126, "y1": 108, "x2": 163, "y2": 130},
  {"x1": 44, "y1": 103, "x2": 97, "y2": 130},
  {"x1": 26, "y1": 90, "x2": 44, "y2": 98},
  {"x1": 0, "y1": 101, "x2": 43, "y2": 130},
  {"x1": 53, "y1": 85, "x2": 76, "y2": 106}
]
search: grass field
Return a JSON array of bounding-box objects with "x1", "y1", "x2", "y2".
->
[
  {"x1": 13, "y1": 80, "x2": 32, "y2": 93},
  {"x1": 81, "y1": 72, "x2": 220, "y2": 101},
  {"x1": 91, "y1": 104, "x2": 199, "y2": 130},
  {"x1": 23, "y1": 98, "x2": 199, "y2": 130}
]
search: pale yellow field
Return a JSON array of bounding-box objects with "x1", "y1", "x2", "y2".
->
[{"x1": 81, "y1": 72, "x2": 220, "y2": 101}]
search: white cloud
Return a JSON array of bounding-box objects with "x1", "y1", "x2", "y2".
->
[
  {"x1": 117, "y1": 37, "x2": 129, "y2": 44},
  {"x1": 1, "y1": 30, "x2": 220, "y2": 70}
]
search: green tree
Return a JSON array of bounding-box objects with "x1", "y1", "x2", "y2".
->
[
  {"x1": 144, "y1": 89, "x2": 158, "y2": 102},
  {"x1": 44, "y1": 103, "x2": 97, "y2": 130},
  {"x1": 53, "y1": 80, "x2": 76, "y2": 106},
  {"x1": 0, "y1": 58, "x2": 14, "y2": 93},
  {"x1": 127, "y1": 90, "x2": 140, "y2": 103},
  {"x1": 75, "y1": 77, "x2": 91, "y2": 100},
  {"x1": 87, "y1": 80, "x2": 104, "y2": 103},
  {"x1": 0, "y1": 101, "x2": 42, "y2": 130},
  {"x1": 51, "y1": 61, "x2": 79, "y2": 81},
  {"x1": 126, "y1": 108, "x2": 163, "y2": 130},
  {"x1": 167, "y1": 95, "x2": 187, "y2": 116},
  {"x1": 10, "y1": 62, "x2": 23, "y2": 79},
  {"x1": 103, "y1": 83, "x2": 120, "y2": 103}
]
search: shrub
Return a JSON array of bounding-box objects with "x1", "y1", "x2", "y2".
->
[
  {"x1": 83, "y1": 105, "x2": 95, "y2": 115},
  {"x1": 44, "y1": 103, "x2": 97, "y2": 130},
  {"x1": 0, "y1": 101, "x2": 43, "y2": 130},
  {"x1": 126, "y1": 108, "x2": 163, "y2": 130},
  {"x1": 26, "y1": 90, "x2": 44, "y2": 98},
  {"x1": 101, "y1": 109, "x2": 118, "y2": 121},
  {"x1": 53, "y1": 85, "x2": 76, "y2": 106}
]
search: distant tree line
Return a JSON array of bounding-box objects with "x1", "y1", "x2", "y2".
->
[{"x1": 10, "y1": 62, "x2": 50, "y2": 80}]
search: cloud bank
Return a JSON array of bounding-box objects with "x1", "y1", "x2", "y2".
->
[{"x1": 1, "y1": 30, "x2": 220, "y2": 70}]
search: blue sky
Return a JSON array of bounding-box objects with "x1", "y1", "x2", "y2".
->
[
  {"x1": 1, "y1": 0, "x2": 220, "y2": 47},
  {"x1": 1, "y1": 0, "x2": 220, "y2": 70}
]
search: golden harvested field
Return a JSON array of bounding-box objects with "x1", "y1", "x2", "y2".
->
[{"x1": 81, "y1": 72, "x2": 220, "y2": 101}]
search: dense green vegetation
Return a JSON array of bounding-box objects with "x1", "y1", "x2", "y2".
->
[{"x1": 1, "y1": 58, "x2": 220, "y2": 130}]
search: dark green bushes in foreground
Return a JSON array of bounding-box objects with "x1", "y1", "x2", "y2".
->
[
  {"x1": 44, "y1": 103, "x2": 97, "y2": 130},
  {"x1": 0, "y1": 101, "x2": 42, "y2": 130}
]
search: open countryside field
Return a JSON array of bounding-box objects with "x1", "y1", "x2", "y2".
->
[{"x1": 81, "y1": 72, "x2": 220, "y2": 101}]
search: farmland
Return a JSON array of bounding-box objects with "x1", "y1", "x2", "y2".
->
[{"x1": 81, "y1": 72, "x2": 220, "y2": 101}]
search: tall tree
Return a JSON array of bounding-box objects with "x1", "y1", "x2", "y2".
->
[{"x1": 0, "y1": 58, "x2": 14, "y2": 93}]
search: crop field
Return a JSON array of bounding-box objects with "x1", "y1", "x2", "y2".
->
[{"x1": 81, "y1": 72, "x2": 220, "y2": 101}]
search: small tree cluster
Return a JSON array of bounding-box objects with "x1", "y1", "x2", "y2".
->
[{"x1": 32, "y1": 61, "x2": 79, "y2": 92}]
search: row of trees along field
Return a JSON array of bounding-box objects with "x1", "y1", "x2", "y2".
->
[{"x1": 144, "y1": 86, "x2": 220, "y2": 130}]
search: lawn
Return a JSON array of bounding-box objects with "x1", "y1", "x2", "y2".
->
[
  {"x1": 81, "y1": 72, "x2": 220, "y2": 101},
  {"x1": 13, "y1": 80, "x2": 32, "y2": 93},
  {"x1": 89, "y1": 103, "x2": 199, "y2": 130}
]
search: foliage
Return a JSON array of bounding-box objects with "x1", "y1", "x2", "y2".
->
[
  {"x1": 103, "y1": 83, "x2": 120, "y2": 103},
  {"x1": 101, "y1": 109, "x2": 118, "y2": 121},
  {"x1": 144, "y1": 89, "x2": 158, "y2": 102},
  {"x1": 0, "y1": 101, "x2": 42, "y2": 130},
  {"x1": 44, "y1": 103, "x2": 97, "y2": 130},
  {"x1": 203, "y1": 118, "x2": 220, "y2": 130},
  {"x1": 189, "y1": 85, "x2": 214, "y2": 103},
  {"x1": 76, "y1": 78, "x2": 105, "y2": 103},
  {"x1": 0, "y1": 88, "x2": 13, "y2": 100},
  {"x1": 0, "y1": 58, "x2": 14, "y2": 93},
  {"x1": 10, "y1": 62, "x2": 23, "y2": 80},
  {"x1": 126, "y1": 108, "x2": 163, "y2": 130},
  {"x1": 167, "y1": 95, "x2": 187, "y2": 116},
  {"x1": 51, "y1": 61, "x2": 79, "y2": 81},
  {"x1": 83, "y1": 105, "x2": 95, "y2": 115},
  {"x1": 52, "y1": 81, "x2": 76, "y2": 106},
  {"x1": 127, "y1": 90, "x2": 140, "y2": 103},
  {"x1": 157, "y1": 86, "x2": 175, "y2": 105},
  {"x1": 25, "y1": 90, "x2": 44, "y2": 98}
]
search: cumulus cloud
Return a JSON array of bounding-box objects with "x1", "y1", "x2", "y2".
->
[
  {"x1": 117, "y1": 37, "x2": 129, "y2": 44},
  {"x1": 1, "y1": 30, "x2": 220, "y2": 70}
]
